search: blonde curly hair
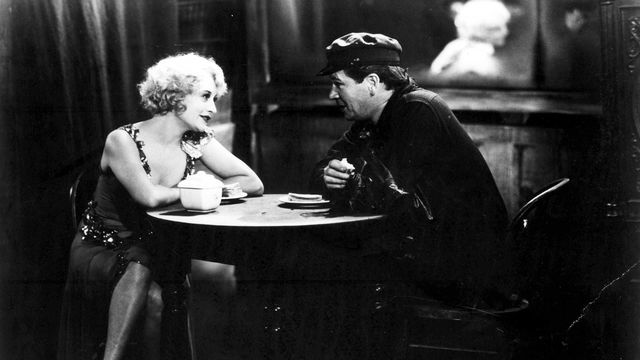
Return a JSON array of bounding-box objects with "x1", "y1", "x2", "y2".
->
[{"x1": 138, "y1": 52, "x2": 228, "y2": 115}]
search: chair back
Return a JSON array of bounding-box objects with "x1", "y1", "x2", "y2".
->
[
  {"x1": 69, "y1": 162, "x2": 100, "y2": 228},
  {"x1": 508, "y1": 178, "x2": 570, "y2": 243},
  {"x1": 507, "y1": 178, "x2": 572, "y2": 324},
  {"x1": 377, "y1": 178, "x2": 572, "y2": 359}
]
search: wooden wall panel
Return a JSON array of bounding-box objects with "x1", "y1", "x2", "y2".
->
[{"x1": 465, "y1": 124, "x2": 566, "y2": 216}]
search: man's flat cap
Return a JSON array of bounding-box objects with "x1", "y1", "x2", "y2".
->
[{"x1": 317, "y1": 32, "x2": 402, "y2": 76}]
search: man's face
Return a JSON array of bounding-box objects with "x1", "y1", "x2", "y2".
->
[{"x1": 329, "y1": 70, "x2": 373, "y2": 121}]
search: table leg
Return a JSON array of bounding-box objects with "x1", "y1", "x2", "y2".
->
[
  {"x1": 153, "y1": 221, "x2": 195, "y2": 360},
  {"x1": 161, "y1": 281, "x2": 193, "y2": 360}
]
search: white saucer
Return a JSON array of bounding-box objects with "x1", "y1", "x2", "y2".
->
[
  {"x1": 222, "y1": 192, "x2": 248, "y2": 201},
  {"x1": 278, "y1": 195, "x2": 330, "y2": 206},
  {"x1": 185, "y1": 208, "x2": 217, "y2": 213}
]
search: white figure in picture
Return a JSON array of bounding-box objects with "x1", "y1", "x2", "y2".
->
[{"x1": 430, "y1": 0, "x2": 511, "y2": 79}]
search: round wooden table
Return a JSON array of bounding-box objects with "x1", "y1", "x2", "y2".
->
[
  {"x1": 147, "y1": 194, "x2": 386, "y2": 359},
  {"x1": 146, "y1": 193, "x2": 384, "y2": 228}
]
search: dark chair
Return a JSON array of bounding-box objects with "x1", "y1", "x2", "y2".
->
[
  {"x1": 69, "y1": 162, "x2": 100, "y2": 228},
  {"x1": 508, "y1": 178, "x2": 575, "y2": 346},
  {"x1": 378, "y1": 178, "x2": 571, "y2": 360},
  {"x1": 508, "y1": 178, "x2": 571, "y2": 245}
]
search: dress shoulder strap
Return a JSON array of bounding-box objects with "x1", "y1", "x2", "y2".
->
[{"x1": 119, "y1": 124, "x2": 152, "y2": 177}]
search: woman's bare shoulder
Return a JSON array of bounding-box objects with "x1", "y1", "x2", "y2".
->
[
  {"x1": 104, "y1": 128, "x2": 137, "y2": 155},
  {"x1": 106, "y1": 127, "x2": 133, "y2": 143}
]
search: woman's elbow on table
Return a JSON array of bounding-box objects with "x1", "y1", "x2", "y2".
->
[
  {"x1": 134, "y1": 185, "x2": 180, "y2": 209},
  {"x1": 245, "y1": 176, "x2": 264, "y2": 196}
]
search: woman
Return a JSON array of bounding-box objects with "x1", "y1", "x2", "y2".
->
[{"x1": 58, "y1": 53, "x2": 263, "y2": 360}]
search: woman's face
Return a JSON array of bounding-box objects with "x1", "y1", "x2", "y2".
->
[{"x1": 177, "y1": 74, "x2": 218, "y2": 132}]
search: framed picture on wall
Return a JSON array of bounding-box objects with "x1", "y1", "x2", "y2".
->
[
  {"x1": 246, "y1": 0, "x2": 601, "y2": 113},
  {"x1": 411, "y1": 0, "x2": 538, "y2": 89},
  {"x1": 255, "y1": 0, "x2": 538, "y2": 89}
]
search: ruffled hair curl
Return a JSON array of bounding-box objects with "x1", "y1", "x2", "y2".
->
[{"x1": 137, "y1": 52, "x2": 228, "y2": 115}]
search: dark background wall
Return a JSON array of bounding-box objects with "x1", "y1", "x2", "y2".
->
[{"x1": 0, "y1": 0, "x2": 178, "y2": 358}]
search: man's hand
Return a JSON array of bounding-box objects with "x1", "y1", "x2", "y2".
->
[{"x1": 323, "y1": 158, "x2": 355, "y2": 190}]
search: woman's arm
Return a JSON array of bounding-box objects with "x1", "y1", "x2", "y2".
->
[
  {"x1": 101, "y1": 130, "x2": 180, "y2": 208},
  {"x1": 199, "y1": 138, "x2": 264, "y2": 196}
]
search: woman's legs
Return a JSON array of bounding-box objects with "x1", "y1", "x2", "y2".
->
[
  {"x1": 103, "y1": 262, "x2": 153, "y2": 360},
  {"x1": 143, "y1": 281, "x2": 163, "y2": 360}
]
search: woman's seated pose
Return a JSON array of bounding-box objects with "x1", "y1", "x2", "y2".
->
[{"x1": 57, "y1": 52, "x2": 263, "y2": 360}]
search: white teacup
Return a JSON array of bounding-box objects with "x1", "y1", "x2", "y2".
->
[{"x1": 177, "y1": 171, "x2": 223, "y2": 212}]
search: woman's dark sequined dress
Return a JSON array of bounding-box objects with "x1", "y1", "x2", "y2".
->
[{"x1": 57, "y1": 124, "x2": 198, "y2": 360}]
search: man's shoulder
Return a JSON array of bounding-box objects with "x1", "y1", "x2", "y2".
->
[
  {"x1": 397, "y1": 88, "x2": 453, "y2": 115},
  {"x1": 399, "y1": 88, "x2": 439, "y2": 105}
]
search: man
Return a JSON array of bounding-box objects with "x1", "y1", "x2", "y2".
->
[{"x1": 310, "y1": 32, "x2": 512, "y2": 307}]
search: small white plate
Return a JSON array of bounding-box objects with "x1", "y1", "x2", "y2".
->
[
  {"x1": 278, "y1": 195, "x2": 330, "y2": 206},
  {"x1": 223, "y1": 183, "x2": 240, "y2": 190},
  {"x1": 222, "y1": 192, "x2": 248, "y2": 201},
  {"x1": 185, "y1": 208, "x2": 217, "y2": 213}
]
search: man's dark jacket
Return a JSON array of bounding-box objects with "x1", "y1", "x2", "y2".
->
[{"x1": 310, "y1": 83, "x2": 512, "y2": 304}]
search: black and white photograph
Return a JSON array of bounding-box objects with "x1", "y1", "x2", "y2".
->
[{"x1": 1, "y1": 1, "x2": 639, "y2": 360}]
